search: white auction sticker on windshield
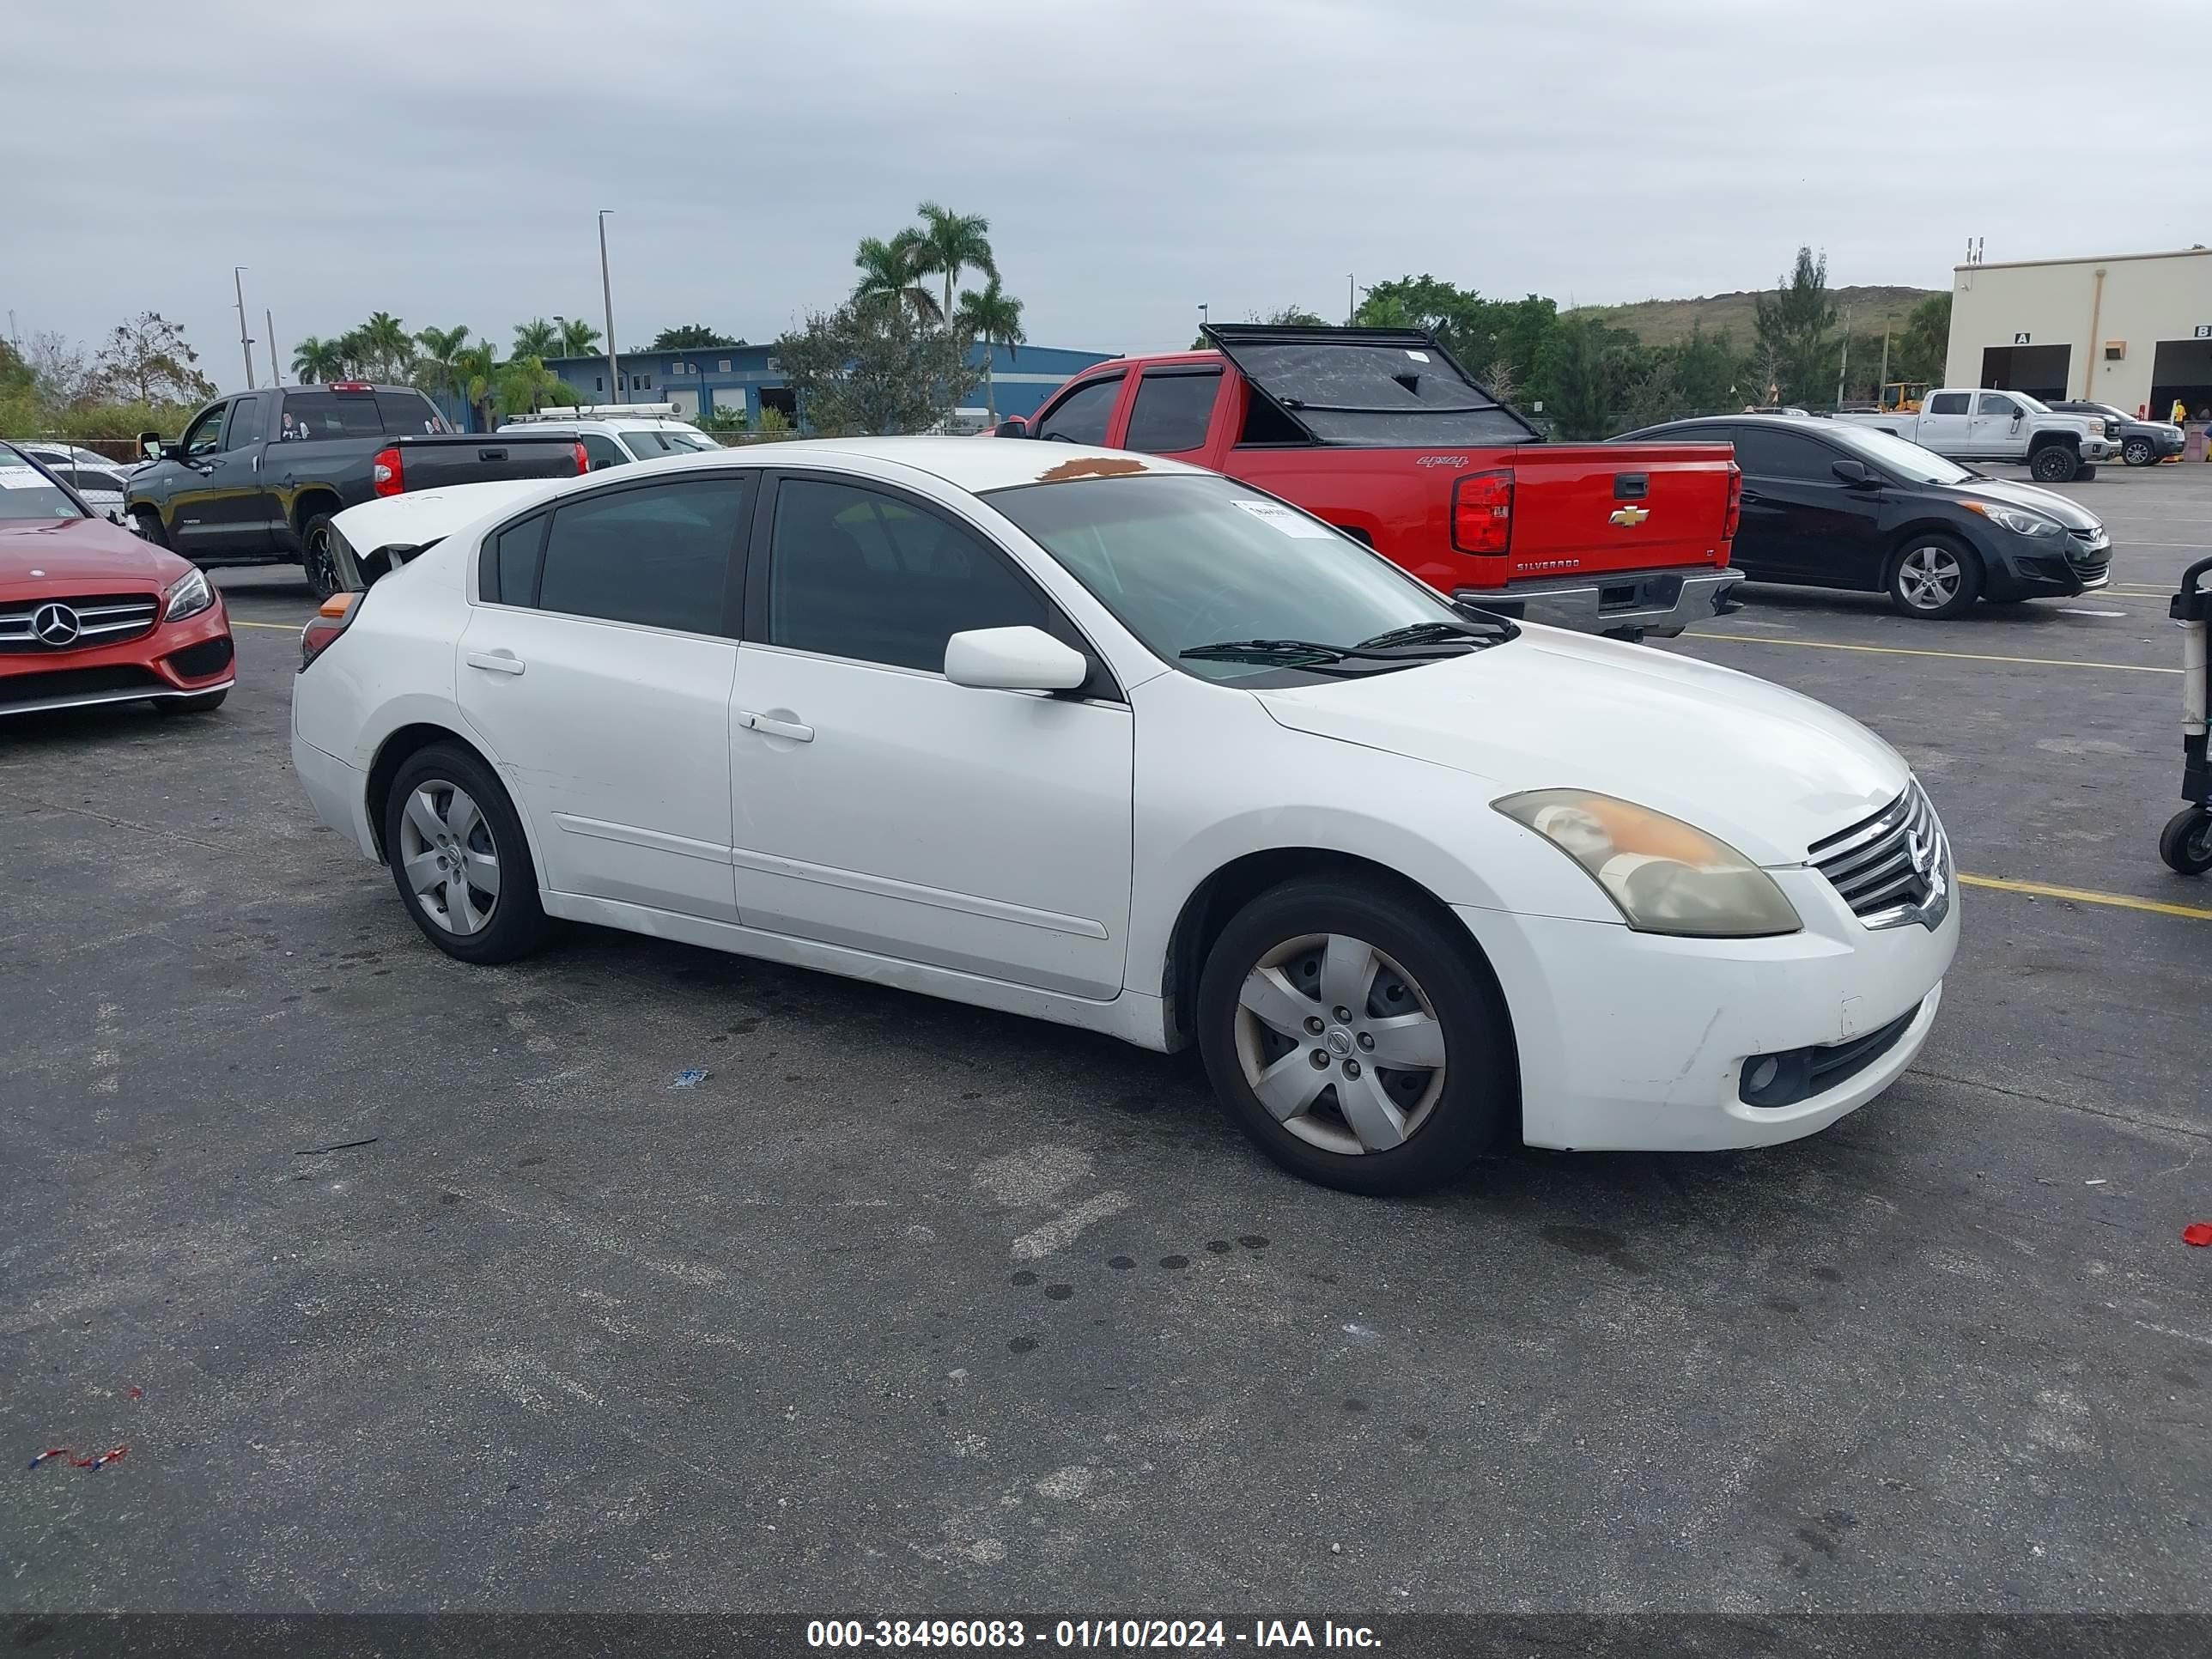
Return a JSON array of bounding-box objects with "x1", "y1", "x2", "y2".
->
[
  {"x1": 1404, "y1": 349, "x2": 1431, "y2": 362},
  {"x1": 1231, "y1": 498, "x2": 1338, "y2": 538},
  {"x1": 0, "y1": 467, "x2": 47, "y2": 489}
]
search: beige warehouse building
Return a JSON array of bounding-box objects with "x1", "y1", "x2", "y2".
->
[{"x1": 1947, "y1": 246, "x2": 2212, "y2": 418}]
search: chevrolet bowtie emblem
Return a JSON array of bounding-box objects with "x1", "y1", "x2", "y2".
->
[{"x1": 1609, "y1": 506, "x2": 1650, "y2": 527}]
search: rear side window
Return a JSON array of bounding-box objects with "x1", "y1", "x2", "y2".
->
[
  {"x1": 535, "y1": 477, "x2": 747, "y2": 633},
  {"x1": 490, "y1": 514, "x2": 549, "y2": 605},
  {"x1": 283, "y1": 391, "x2": 383, "y2": 439},
  {"x1": 376, "y1": 390, "x2": 447, "y2": 434},
  {"x1": 1124, "y1": 373, "x2": 1218, "y2": 453},
  {"x1": 1926, "y1": 392, "x2": 1970, "y2": 416},
  {"x1": 1035, "y1": 376, "x2": 1123, "y2": 445}
]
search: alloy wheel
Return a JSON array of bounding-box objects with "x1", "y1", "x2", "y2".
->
[
  {"x1": 1231, "y1": 932, "x2": 1446, "y2": 1156},
  {"x1": 397, "y1": 780, "x2": 501, "y2": 934},
  {"x1": 1896, "y1": 545, "x2": 1963, "y2": 611}
]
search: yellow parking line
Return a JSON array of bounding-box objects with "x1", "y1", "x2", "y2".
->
[
  {"x1": 1960, "y1": 872, "x2": 2212, "y2": 921},
  {"x1": 1681, "y1": 633, "x2": 2179, "y2": 674},
  {"x1": 230, "y1": 619, "x2": 305, "y2": 630}
]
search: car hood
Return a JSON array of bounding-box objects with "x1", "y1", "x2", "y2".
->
[
  {"x1": 1250, "y1": 627, "x2": 1910, "y2": 866},
  {"x1": 1948, "y1": 477, "x2": 2102, "y2": 531},
  {"x1": 0, "y1": 516, "x2": 193, "y2": 592}
]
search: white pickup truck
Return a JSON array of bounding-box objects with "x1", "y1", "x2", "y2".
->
[{"x1": 1833, "y1": 388, "x2": 2119, "y2": 483}]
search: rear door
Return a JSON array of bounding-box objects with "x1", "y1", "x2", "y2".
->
[
  {"x1": 1727, "y1": 426, "x2": 1885, "y2": 586},
  {"x1": 166, "y1": 397, "x2": 276, "y2": 554},
  {"x1": 1915, "y1": 391, "x2": 1973, "y2": 454}
]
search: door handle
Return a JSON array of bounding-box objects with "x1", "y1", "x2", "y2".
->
[
  {"x1": 740, "y1": 710, "x2": 813, "y2": 742},
  {"x1": 465, "y1": 650, "x2": 526, "y2": 676}
]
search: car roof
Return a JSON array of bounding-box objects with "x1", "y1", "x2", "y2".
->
[{"x1": 651, "y1": 435, "x2": 1212, "y2": 494}]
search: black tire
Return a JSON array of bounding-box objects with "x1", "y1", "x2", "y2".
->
[
  {"x1": 1194, "y1": 876, "x2": 1515, "y2": 1195},
  {"x1": 2075, "y1": 464, "x2": 2097, "y2": 482},
  {"x1": 1887, "y1": 533, "x2": 1984, "y2": 619},
  {"x1": 300, "y1": 511, "x2": 341, "y2": 601},
  {"x1": 382, "y1": 741, "x2": 551, "y2": 964},
  {"x1": 155, "y1": 689, "x2": 228, "y2": 714},
  {"x1": 2028, "y1": 443, "x2": 2079, "y2": 483},
  {"x1": 2122, "y1": 436, "x2": 2156, "y2": 467},
  {"x1": 131, "y1": 507, "x2": 170, "y2": 549},
  {"x1": 2159, "y1": 806, "x2": 2212, "y2": 876}
]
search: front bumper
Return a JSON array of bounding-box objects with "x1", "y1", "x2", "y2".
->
[
  {"x1": 1455, "y1": 568, "x2": 1745, "y2": 637},
  {"x1": 1455, "y1": 860, "x2": 1960, "y2": 1152},
  {"x1": 0, "y1": 592, "x2": 234, "y2": 716},
  {"x1": 1986, "y1": 530, "x2": 2113, "y2": 599},
  {"x1": 2081, "y1": 438, "x2": 2118, "y2": 461}
]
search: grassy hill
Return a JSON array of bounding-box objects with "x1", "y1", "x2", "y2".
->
[{"x1": 1569, "y1": 284, "x2": 1937, "y2": 348}]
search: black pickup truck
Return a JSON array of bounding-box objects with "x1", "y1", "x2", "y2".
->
[{"x1": 126, "y1": 382, "x2": 585, "y2": 598}]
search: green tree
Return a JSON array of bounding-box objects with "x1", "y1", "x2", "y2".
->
[
  {"x1": 94, "y1": 312, "x2": 216, "y2": 404},
  {"x1": 910, "y1": 202, "x2": 996, "y2": 338},
  {"x1": 650, "y1": 324, "x2": 739, "y2": 350},
  {"x1": 954, "y1": 276, "x2": 1026, "y2": 422},
  {"x1": 1531, "y1": 315, "x2": 1645, "y2": 438},
  {"x1": 292, "y1": 336, "x2": 348, "y2": 385},
  {"x1": 511, "y1": 318, "x2": 560, "y2": 360},
  {"x1": 1889, "y1": 292, "x2": 1952, "y2": 389},
  {"x1": 411, "y1": 325, "x2": 473, "y2": 405},
  {"x1": 451, "y1": 343, "x2": 500, "y2": 431},
  {"x1": 774, "y1": 301, "x2": 977, "y2": 436},
  {"x1": 557, "y1": 317, "x2": 602, "y2": 358},
  {"x1": 1753, "y1": 246, "x2": 1840, "y2": 406},
  {"x1": 1354, "y1": 277, "x2": 1559, "y2": 394},
  {"x1": 359, "y1": 312, "x2": 414, "y2": 381},
  {"x1": 853, "y1": 231, "x2": 940, "y2": 324},
  {"x1": 494, "y1": 355, "x2": 577, "y2": 417}
]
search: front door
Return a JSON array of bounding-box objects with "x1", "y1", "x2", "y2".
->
[
  {"x1": 456, "y1": 473, "x2": 751, "y2": 918},
  {"x1": 1970, "y1": 392, "x2": 2028, "y2": 459},
  {"x1": 729, "y1": 471, "x2": 1133, "y2": 1000},
  {"x1": 161, "y1": 398, "x2": 271, "y2": 556},
  {"x1": 1727, "y1": 426, "x2": 1885, "y2": 587}
]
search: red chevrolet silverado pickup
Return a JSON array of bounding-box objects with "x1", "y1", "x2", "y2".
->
[{"x1": 1003, "y1": 325, "x2": 1743, "y2": 638}]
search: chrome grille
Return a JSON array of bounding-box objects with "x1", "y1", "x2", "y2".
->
[
  {"x1": 1808, "y1": 783, "x2": 1949, "y2": 928},
  {"x1": 0, "y1": 592, "x2": 159, "y2": 654}
]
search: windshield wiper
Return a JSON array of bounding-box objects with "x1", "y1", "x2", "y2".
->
[
  {"x1": 1357, "y1": 617, "x2": 1519, "y2": 650},
  {"x1": 1181, "y1": 635, "x2": 1486, "y2": 668}
]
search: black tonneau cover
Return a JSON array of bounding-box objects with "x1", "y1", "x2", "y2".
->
[{"x1": 1202, "y1": 324, "x2": 1540, "y2": 447}]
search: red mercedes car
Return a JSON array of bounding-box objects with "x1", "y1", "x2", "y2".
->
[{"x1": 1, "y1": 442, "x2": 234, "y2": 717}]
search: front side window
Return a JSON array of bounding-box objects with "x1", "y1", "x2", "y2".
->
[
  {"x1": 1976, "y1": 393, "x2": 2021, "y2": 417},
  {"x1": 1125, "y1": 372, "x2": 1219, "y2": 453},
  {"x1": 1926, "y1": 392, "x2": 1971, "y2": 416},
  {"x1": 1035, "y1": 375, "x2": 1124, "y2": 445},
  {"x1": 1728, "y1": 428, "x2": 1832, "y2": 481},
  {"x1": 180, "y1": 402, "x2": 230, "y2": 456},
  {"x1": 766, "y1": 477, "x2": 1050, "y2": 672},
  {"x1": 1826, "y1": 424, "x2": 1972, "y2": 485},
  {"x1": 532, "y1": 477, "x2": 746, "y2": 632},
  {"x1": 580, "y1": 434, "x2": 629, "y2": 470},
  {"x1": 988, "y1": 473, "x2": 1472, "y2": 684}
]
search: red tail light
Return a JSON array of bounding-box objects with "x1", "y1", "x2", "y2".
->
[
  {"x1": 1451, "y1": 468, "x2": 1513, "y2": 556},
  {"x1": 299, "y1": 592, "x2": 357, "y2": 671},
  {"x1": 1722, "y1": 462, "x2": 1743, "y2": 541},
  {"x1": 573, "y1": 440, "x2": 590, "y2": 475},
  {"x1": 371, "y1": 446, "x2": 402, "y2": 497}
]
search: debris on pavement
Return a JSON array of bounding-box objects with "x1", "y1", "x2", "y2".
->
[
  {"x1": 670, "y1": 1068, "x2": 709, "y2": 1090},
  {"x1": 27, "y1": 1445, "x2": 128, "y2": 1472},
  {"x1": 2185, "y1": 1223, "x2": 2212, "y2": 1247},
  {"x1": 295, "y1": 1137, "x2": 379, "y2": 1156}
]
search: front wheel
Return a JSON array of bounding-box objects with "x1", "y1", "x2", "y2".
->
[
  {"x1": 2122, "y1": 436, "x2": 2156, "y2": 467},
  {"x1": 2160, "y1": 806, "x2": 2212, "y2": 875},
  {"x1": 300, "y1": 512, "x2": 341, "y2": 601},
  {"x1": 2029, "y1": 444, "x2": 2080, "y2": 483},
  {"x1": 1888, "y1": 536, "x2": 1983, "y2": 619},
  {"x1": 131, "y1": 508, "x2": 170, "y2": 549},
  {"x1": 383, "y1": 742, "x2": 551, "y2": 963},
  {"x1": 1195, "y1": 877, "x2": 1514, "y2": 1194}
]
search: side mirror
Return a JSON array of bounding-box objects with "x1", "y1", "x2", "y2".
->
[
  {"x1": 1831, "y1": 459, "x2": 1874, "y2": 486},
  {"x1": 137, "y1": 431, "x2": 164, "y2": 460},
  {"x1": 943, "y1": 625, "x2": 1088, "y2": 692},
  {"x1": 994, "y1": 418, "x2": 1030, "y2": 439}
]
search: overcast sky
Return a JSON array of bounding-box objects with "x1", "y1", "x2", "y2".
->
[{"x1": 6, "y1": 1, "x2": 2200, "y2": 394}]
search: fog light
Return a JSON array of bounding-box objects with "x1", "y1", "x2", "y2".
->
[{"x1": 1745, "y1": 1056, "x2": 1781, "y2": 1095}]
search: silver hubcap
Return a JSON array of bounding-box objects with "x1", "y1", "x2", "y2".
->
[
  {"x1": 1898, "y1": 546, "x2": 1962, "y2": 610},
  {"x1": 398, "y1": 780, "x2": 500, "y2": 934},
  {"x1": 1233, "y1": 933, "x2": 1446, "y2": 1156}
]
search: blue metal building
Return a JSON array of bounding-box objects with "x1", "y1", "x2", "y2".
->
[{"x1": 540, "y1": 340, "x2": 1115, "y2": 426}]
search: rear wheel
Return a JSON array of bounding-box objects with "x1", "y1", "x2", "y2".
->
[
  {"x1": 382, "y1": 742, "x2": 551, "y2": 963},
  {"x1": 2160, "y1": 806, "x2": 2212, "y2": 876},
  {"x1": 301, "y1": 512, "x2": 340, "y2": 601},
  {"x1": 1887, "y1": 535, "x2": 1983, "y2": 619},
  {"x1": 2122, "y1": 436, "x2": 2156, "y2": 467},
  {"x1": 2029, "y1": 443, "x2": 2080, "y2": 483},
  {"x1": 1195, "y1": 876, "x2": 1514, "y2": 1195}
]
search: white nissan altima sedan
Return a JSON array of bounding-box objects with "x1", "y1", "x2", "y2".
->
[{"x1": 291, "y1": 438, "x2": 1958, "y2": 1194}]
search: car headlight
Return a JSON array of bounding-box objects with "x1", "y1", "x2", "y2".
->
[
  {"x1": 1494, "y1": 789, "x2": 1802, "y2": 938},
  {"x1": 1963, "y1": 501, "x2": 2062, "y2": 537},
  {"x1": 163, "y1": 568, "x2": 215, "y2": 621}
]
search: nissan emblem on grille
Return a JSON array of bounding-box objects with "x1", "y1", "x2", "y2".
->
[
  {"x1": 33, "y1": 603, "x2": 81, "y2": 647},
  {"x1": 1807, "y1": 783, "x2": 1950, "y2": 931}
]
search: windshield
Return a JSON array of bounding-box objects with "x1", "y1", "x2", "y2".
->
[
  {"x1": 1826, "y1": 424, "x2": 1974, "y2": 486},
  {"x1": 986, "y1": 472, "x2": 1486, "y2": 684},
  {"x1": 1223, "y1": 340, "x2": 1534, "y2": 447},
  {"x1": 621, "y1": 428, "x2": 722, "y2": 459},
  {"x1": 2014, "y1": 392, "x2": 2052, "y2": 414},
  {"x1": 0, "y1": 447, "x2": 88, "y2": 520}
]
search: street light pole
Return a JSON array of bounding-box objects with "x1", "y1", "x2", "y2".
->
[
  {"x1": 266, "y1": 309, "x2": 280, "y2": 386},
  {"x1": 597, "y1": 212, "x2": 620, "y2": 404},
  {"x1": 233, "y1": 266, "x2": 256, "y2": 389},
  {"x1": 1346, "y1": 273, "x2": 1355, "y2": 327}
]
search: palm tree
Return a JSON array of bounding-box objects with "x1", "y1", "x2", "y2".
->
[
  {"x1": 291, "y1": 336, "x2": 348, "y2": 385},
  {"x1": 495, "y1": 355, "x2": 563, "y2": 417},
  {"x1": 557, "y1": 317, "x2": 602, "y2": 358},
  {"x1": 853, "y1": 232, "x2": 939, "y2": 324},
  {"x1": 411, "y1": 325, "x2": 472, "y2": 425},
  {"x1": 362, "y1": 312, "x2": 413, "y2": 381},
  {"x1": 452, "y1": 343, "x2": 499, "y2": 432},
  {"x1": 955, "y1": 277, "x2": 1025, "y2": 422},
  {"x1": 512, "y1": 318, "x2": 559, "y2": 360},
  {"x1": 335, "y1": 327, "x2": 371, "y2": 379},
  {"x1": 912, "y1": 202, "x2": 995, "y2": 335}
]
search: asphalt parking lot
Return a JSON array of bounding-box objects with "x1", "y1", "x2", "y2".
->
[{"x1": 5, "y1": 463, "x2": 2209, "y2": 1619}]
